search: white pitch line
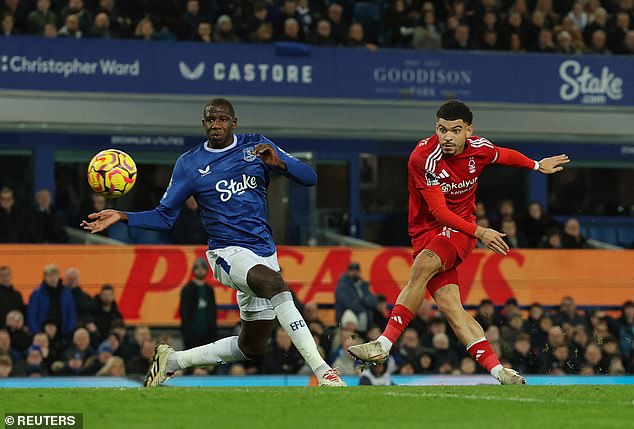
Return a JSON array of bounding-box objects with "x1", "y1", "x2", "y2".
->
[{"x1": 383, "y1": 391, "x2": 633, "y2": 406}]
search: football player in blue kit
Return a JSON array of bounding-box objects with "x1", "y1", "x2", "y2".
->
[{"x1": 81, "y1": 98, "x2": 345, "y2": 386}]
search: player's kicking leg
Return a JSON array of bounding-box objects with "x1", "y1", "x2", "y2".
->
[
  {"x1": 433, "y1": 284, "x2": 526, "y2": 385},
  {"x1": 348, "y1": 250, "x2": 440, "y2": 364}
]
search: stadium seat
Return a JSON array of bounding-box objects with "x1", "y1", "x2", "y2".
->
[
  {"x1": 616, "y1": 228, "x2": 634, "y2": 248},
  {"x1": 586, "y1": 226, "x2": 618, "y2": 245},
  {"x1": 353, "y1": 2, "x2": 382, "y2": 44}
]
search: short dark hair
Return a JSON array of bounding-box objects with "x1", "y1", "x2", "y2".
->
[
  {"x1": 205, "y1": 98, "x2": 235, "y2": 117},
  {"x1": 436, "y1": 100, "x2": 473, "y2": 124},
  {"x1": 101, "y1": 284, "x2": 114, "y2": 292}
]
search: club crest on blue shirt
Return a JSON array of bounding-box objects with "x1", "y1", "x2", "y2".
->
[{"x1": 243, "y1": 147, "x2": 256, "y2": 162}]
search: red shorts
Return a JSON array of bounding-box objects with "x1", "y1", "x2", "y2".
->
[{"x1": 412, "y1": 227, "x2": 477, "y2": 296}]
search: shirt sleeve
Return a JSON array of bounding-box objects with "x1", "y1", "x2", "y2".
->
[
  {"x1": 124, "y1": 156, "x2": 190, "y2": 230},
  {"x1": 493, "y1": 147, "x2": 539, "y2": 170},
  {"x1": 261, "y1": 137, "x2": 317, "y2": 186}
]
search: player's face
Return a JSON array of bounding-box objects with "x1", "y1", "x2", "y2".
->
[
  {"x1": 202, "y1": 104, "x2": 237, "y2": 147},
  {"x1": 435, "y1": 118, "x2": 473, "y2": 156}
]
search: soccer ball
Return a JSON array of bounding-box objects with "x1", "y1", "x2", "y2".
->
[{"x1": 87, "y1": 149, "x2": 137, "y2": 198}]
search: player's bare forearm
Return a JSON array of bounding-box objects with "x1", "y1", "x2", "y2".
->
[
  {"x1": 80, "y1": 209, "x2": 127, "y2": 234},
  {"x1": 537, "y1": 154, "x2": 570, "y2": 174},
  {"x1": 475, "y1": 225, "x2": 509, "y2": 255}
]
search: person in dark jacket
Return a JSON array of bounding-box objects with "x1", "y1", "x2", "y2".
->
[
  {"x1": 31, "y1": 189, "x2": 68, "y2": 243},
  {"x1": 27, "y1": 264, "x2": 77, "y2": 338},
  {"x1": 179, "y1": 258, "x2": 217, "y2": 349},
  {"x1": 0, "y1": 186, "x2": 33, "y2": 243},
  {"x1": 0, "y1": 265, "x2": 25, "y2": 329},
  {"x1": 64, "y1": 268, "x2": 94, "y2": 326},
  {"x1": 92, "y1": 284, "x2": 123, "y2": 340},
  {"x1": 335, "y1": 262, "x2": 377, "y2": 333}
]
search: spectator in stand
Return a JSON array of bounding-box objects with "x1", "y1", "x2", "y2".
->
[
  {"x1": 96, "y1": 355, "x2": 126, "y2": 376},
  {"x1": 359, "y1": 360, "x2": 392, "y2": 385},
  {"x1": 0, "y1": 186, "x2": 33, "y2": 243},
  {"x1": 523, "y1": 302, "x2": 545, "y2": 339},
  {"x1": 274, "y1": 0, "x2": 303, "y2": 40},
  {"x1": 42, "y1": 319, "x2": 66, "y2": 362},
  {"x1": 412, "y1": 10, "x2": 442, "y2": 50},
  {"x1": 0, "y1": 328, "x2": 21, "y2": 364},
  {"x1": 6, "y1": 310, "x2": 32, "y2": 354},
  {"x1": 474, "y1": 299, "x2": 496, "y2": 331},
  {"x1": 1, "y1": 11, "x2": 17, "y2": 35},
  {"x1": 58, "y1": 13, "x2": 82, "y2": 38},
  {"x1": 27, "y1": 264, "x2": 77, "y2": 339},
  {"x1": 373, "y1": 294, "x2": 389, "y2": 330},
  {"x1": 431, "y1": 332, "x2": 459, "y2": 373},
  {"x1": 59, "y1": 0, "x2": 92, "y2": 33},
  {"x1": 42, "y1": 21, "x2": 57, "y2": 37},
  {"x1": 31, "y1": 189, "x2": 68, "y2": 243},
  {"x1": 541, "y1": 227, "x2": 563, "y2": 249},
  {"x1": 279, "y1": 17, "x2": 303, "y2": 42},
  {"x1": 179, "y1": 258, "x2": 217, "y2": 349},
  {"x1": 335, "y1": 262, "x2": 377, "y2": 333},
  {"x1": 567, "y1": 1, "x2": 588, "y2": 32},
  {"x1": 534, "y1": 0, "x2": 560, "y2": 28},
  {"x1": 80, "y1": 194, "x2": 108, "y2": 236},
  {"x1": 92, "y1": 284, "x2": 123, "y2": 340},
  {"x1": 583, "y1": 7, "x2": 609, "y2": 46},
  {"x1": 544, "y1": 344, "x2": 577, "y2": 374},
  {"x1": 327, "y1": 3, "x2": 347, "y2": 45},
  {"x1": 134, "y1": 17, "x2": 156, "y2": 41},
  {"x1": 521, "y1": 202, "x2": 556, "y2": 248},
  {"x1": 444, "y1": 23, "x2": 472, "y2": 49},
  {"x1": 505, "y1": 333, "x2": 540, "y2": 374},
  {"x1": 384, "y1": 0, "x2": 412, "y2": 48},
  {"x1": 21, "y1": 345, "x2": 47, "y2": 376},
  {"x1": 408, "y1": 300, "x2": 434, "y2": 339},
  {"x1": 261, "y1": 327, "x2": 304, "y2": 374},
  {"x1": 617, "y1": 301, "x2": 634, "y2": 356},
  {"x1": 331, "y1": 334, "x2": 360, "y2": 375},
  {"x1": 250, "y1": 22, "x2": 273, "y2": 43},
  {"x1": 27, "y1": 0, "x2": 57, "y2": 35},
  {"x1": 83, "y1": 339, "x2": 114, "y2": 374},
  {"x1": 64, "y1": 268, "x2": 93, "y2": 326},
  {"x1": 588, "y1": 29, "x2": 611, "y2": 53},
  {"x1": 608, "y1": 11, "x2": 632, "y2": 54},
  {"x1": 572, "y1": 324, "x2": 590, "y2": 356},
  {"x1": 561, "y1": 218, "x2": 589, "y2": 248},
  {"x1": 194, "y1": 21, "x2": 212, "y2": 42},
  {"x1": 86, "y1": 12, "x2": 115, "y2": 38},
  {"x1": 497, "y1": 297, "x2": 522, "y2": 327},
  {"x1": 119, "y1": 325, "x2": 150, "y2": 363},
  {"x1": 243, "y1": 1, "x2": 270, "y2": 41},
  {"x1": 556, "y1": 30, "x2": 579, "y2": 53},
  {"x1": 345, "y1": 22, "x2": 377, "y2": 50},
  {"x1": 501, "y1": 219, "x2": 528, "y2": 248},
  {"x1": 309, "y1": 19, "x2": 336, "y2": 46},
  {"x1": 127, "y1": 337, "x2": 156, "y2": 375},
  {"x1": 0, "y1": 355, "x2": 12, "y2": 377},
  {"x1": 0, "y1": 266, "x2": 25, "y2": 329},
  {"x1": 501, "y1": 313, "x2": 525, "y2": 353},
  {"x1": 531, "y1": 27, "x2": 557, "y2": 52},
  {"x1": 177, "y1": 0, "x2": 203, "y2": 40},
  {"x1": 394, "y1": 327, "x2": 422, "y2": 368},
  {"x1": 214, "y1": 14, "x2": 240, "y2": 43},
  {"x1": 580, "y1": 343, "x2": 607, "y2": 374},
  {"x1": 554, "y1": 296, "x2": 587, "y2": 327}
]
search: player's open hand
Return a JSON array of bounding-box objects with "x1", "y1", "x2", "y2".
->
[
  {"x1": 475, "y1": 226, "x2": 509, "y2": 255},
  {"x1": 538, "y1": 154, "x2": 570, "y2": 174},
  {"x1": 253, "y1": 143, "x2": 287, "y2": 170},
  {"x1": 80, "y1": 209, "x2": 127, "y2": 234}
]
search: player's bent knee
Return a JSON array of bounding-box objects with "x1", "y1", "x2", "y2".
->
[{"x1": 411, "y1": 250, "x2": 442, "y2": 279}]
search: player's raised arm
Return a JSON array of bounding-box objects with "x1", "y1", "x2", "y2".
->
[
  {"x1": 253, "y1": 141, "x2": 317, "y2": 186},
  {"x1": 495, "y1": 147, "x2": 570, "y2": 174}
]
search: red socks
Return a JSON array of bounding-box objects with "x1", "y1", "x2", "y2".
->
[
  {"x1": 382, "y1": 304, "x2": 415, "y2": 343},
  {"x1": 467, "y1": 338, "x2": 501, "y2": 372}
]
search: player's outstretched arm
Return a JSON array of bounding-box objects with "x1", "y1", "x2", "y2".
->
[
  {"x1": 80, "y1": 210, "x2": 128, "y2": 234},
  {"x1": 537, "y1": 154, "x2": 570, "y2": 174},
  {"x1": 254, "y1": 142, "x2": 317, "y2": 186}
]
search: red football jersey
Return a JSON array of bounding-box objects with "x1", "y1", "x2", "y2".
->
[{"x1": 408, "y1": 134, "x2": 499, "y2": 239}]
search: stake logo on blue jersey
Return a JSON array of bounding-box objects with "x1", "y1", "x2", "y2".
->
[{"x1": 125, "y1": 133, "x2": 317, "y2": 257}]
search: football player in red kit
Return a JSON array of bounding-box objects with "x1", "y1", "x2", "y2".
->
[{"x1": 349, "y1": 100, "x2": 569, "y2": 384}]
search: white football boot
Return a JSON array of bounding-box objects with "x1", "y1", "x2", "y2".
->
[
  {"x1": 497, "y1": 368, "x2": 527, "y2": 385},
  {"x1": 144, "y1": 343, "x2": 176, "y2": 387},
  {"x1": 318, "y1": 368, "x2": 346, "y2": 386},
  {"x1": 347, "y1": 340, "x2": 388, "y2": 365}
]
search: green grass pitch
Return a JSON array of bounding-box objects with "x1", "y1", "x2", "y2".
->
[{"x1": 2, "y1": 386, "x2": 634, "y2": 429}]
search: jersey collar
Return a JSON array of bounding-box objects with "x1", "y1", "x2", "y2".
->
[{"x1": 203, "y1": 135, "x2": 237, "y2": 153}]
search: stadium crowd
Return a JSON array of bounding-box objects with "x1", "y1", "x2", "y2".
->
[
  {"x1": 1, "y1": 0, "x2": 633, "y2": 54},
  {"x1": 2, "y1": 184, "x2": 615, "y2": 248},
  {"x1": 1, "y1": 259, "x2": 633, "y2": 380}
]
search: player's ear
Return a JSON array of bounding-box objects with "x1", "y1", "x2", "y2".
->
[
  {"x1": 233, "y1": 117, "x2": 238, "y2": 129},
  {"x1": 466, "y1": 124, "x2": 474, "y2": 137}
]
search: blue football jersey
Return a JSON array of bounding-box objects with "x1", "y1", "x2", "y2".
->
[{"x1": 126, "y1": 133, "x2": 316, "y2": 256}]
